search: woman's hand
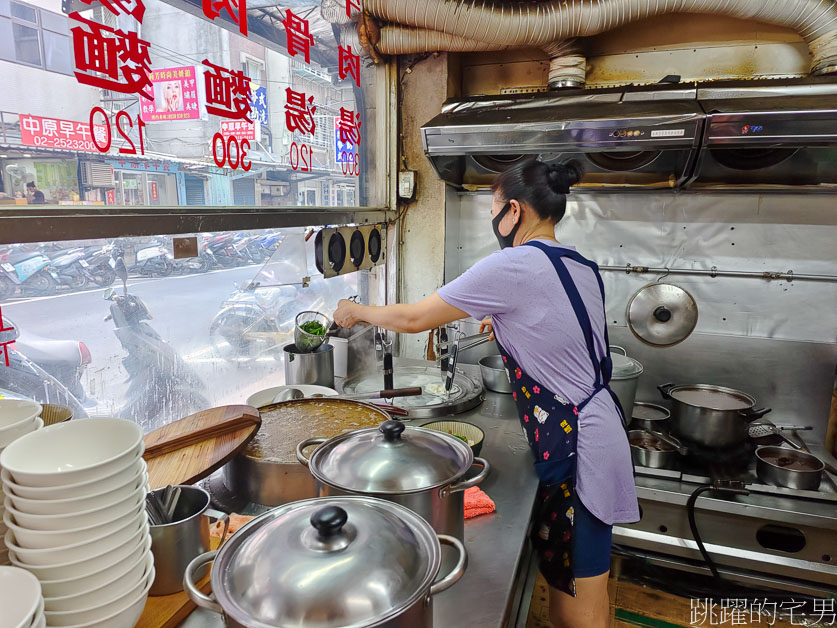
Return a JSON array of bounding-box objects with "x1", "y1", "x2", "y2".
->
[
  {"x1": 479, "y1": 317, "x2": 495, "y2": 341},
  {"x1": 334, "y1": 299, "x2": 361, "y2": 328}
]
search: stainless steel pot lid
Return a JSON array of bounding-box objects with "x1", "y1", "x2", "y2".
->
[
  {"x1": 210, "y1": 496, "x2": 440, "y2": 628},
  {"x1": 627, "y1": 283, "x2": 698, "y2": 347},
  {"x1": 309, "y1": 420, "x2": 473, "y2": 493},
  {"x1": 668, "y1": 384, "x2": 754, "y2": 411},
  {"x1": 631, "y1": 402, "x2": 670, "y2": 421}
]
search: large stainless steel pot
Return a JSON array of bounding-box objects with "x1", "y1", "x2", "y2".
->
[
  {"x1": 184, "y1": 497, "x2": 467, "y2": 628},
  {"x1": 659, "y1": 383, "x2": 771, "y2": 448},
  {"x1": 297, "y1": 420, "x2": 489, "y2": 544},
  {"x1": 223, "y1": 399, "x2": 392, "y2": 506}
]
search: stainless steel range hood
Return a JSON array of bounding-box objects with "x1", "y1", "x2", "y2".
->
[{"x1": 421, "y1": 79, "x2": 837, "y2": 191}]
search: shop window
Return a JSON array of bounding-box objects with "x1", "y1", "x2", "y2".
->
[
  {"x1": 0, "y1": 228, "x2": 379, "y2": 432},
  {"x1": 0, "y1": 0, "x2": 384, "y2": 209}
]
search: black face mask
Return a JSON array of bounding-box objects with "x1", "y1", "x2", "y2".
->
[{"x1": 491, "y1": 202, "x2": 520, "y2": 249}]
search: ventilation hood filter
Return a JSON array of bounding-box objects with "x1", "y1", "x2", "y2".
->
[{"x1": 422, "y1": 86, "x2": 704, "y2": 189}]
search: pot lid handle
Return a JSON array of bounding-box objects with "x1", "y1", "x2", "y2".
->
[
  {"x1": 380, "y1": 420, "x2": 405, "y2": 442},
  {"x1": 653, "y1": 306, "x2": 672, "y2": 323},
  {"x1": 311, "y1": 506, "x2": 348, "y2": 539}
]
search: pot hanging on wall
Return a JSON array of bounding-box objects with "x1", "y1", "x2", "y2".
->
[{"x1": 627, "y1": 283, "x2": 698, "y2": 347}]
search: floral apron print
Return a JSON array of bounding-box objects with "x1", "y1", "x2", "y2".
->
[{"x1": 496, "y1": 240, "x2": 624, "y2": 596}]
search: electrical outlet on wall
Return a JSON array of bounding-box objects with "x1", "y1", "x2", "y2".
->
[{"x1": 398, "y1": 170, "x2": 416, "y2": 201}]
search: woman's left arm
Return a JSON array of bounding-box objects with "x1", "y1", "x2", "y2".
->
[{"x1": 334, "y1": 293, "x2": 468, "y2": 333}]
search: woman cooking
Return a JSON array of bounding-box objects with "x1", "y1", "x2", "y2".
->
[{"x1": 333, "y1": 160, "x2": 639, "y2": 628}]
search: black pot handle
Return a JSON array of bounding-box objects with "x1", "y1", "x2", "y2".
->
[
  {"x1": 658, "y1": 383, "x2": 676, "y2": 400},
  {"x1": 740, "y1": 407, "x2": 771, "y2": 423}
]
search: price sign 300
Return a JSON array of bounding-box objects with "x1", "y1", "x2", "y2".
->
[{"x1": 212, "y1": 133, "x2": 251, "y2": 171}]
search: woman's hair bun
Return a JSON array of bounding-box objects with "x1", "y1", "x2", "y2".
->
[{"x1": 545, "y1": 162, "x2": 583, "y2": 195}]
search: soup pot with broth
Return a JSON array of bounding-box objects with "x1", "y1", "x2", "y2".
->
[{"x1": 659, "y1": 383, "x2": 771, "y2": 448}]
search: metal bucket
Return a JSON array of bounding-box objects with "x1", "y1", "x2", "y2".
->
[{"x1": 283, "y1": 343, "x2": 334, "y2": 388}]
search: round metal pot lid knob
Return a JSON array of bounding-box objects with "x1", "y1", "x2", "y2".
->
[
  {"x1": 380, "y1": 419, "x2": 405, "y2": 441},
  {"x1": 627, "y1": 283, "x2": 698, "y2": 347},
  {"x1": 311, "y1": 505, "x2": 347, "y2": 538}
]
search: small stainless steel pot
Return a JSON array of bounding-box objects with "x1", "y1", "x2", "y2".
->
[
  {"x1": 479, "y1": 355, "x2": 512, "y2": 393},
  {"x1": 283, "y1": 342, "x2": 334, "y2": 387},
  {"x1": 297, "y1": 420, "x2": 490, "y2": 545},
  {"x1": 659, "y1": 383, "x2": 771, "y2": 448},
  {"x1": 756, "y1": 446, "x2": 824, "y2": 491},
  {"x1": 184, "y1": 497, "x2": 467, "y2": 628},
  {"x1": 628, "y1": 429, "x2": 683, "y2": 470},
  {"x1": 630, "y1": 402, "x2": 671, "y2": 433}
]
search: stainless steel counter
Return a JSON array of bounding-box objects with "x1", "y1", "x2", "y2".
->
[{"x1": 179, "y1": 369, "x2": 540, "y2": 628}]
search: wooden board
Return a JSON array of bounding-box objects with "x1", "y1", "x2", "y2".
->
[
  {"x1": 136, "y1": 537, "x2": 220, "y2": 628},
  {"x1": 143, "y1": 405, "x2": 260, "y2": 490}
]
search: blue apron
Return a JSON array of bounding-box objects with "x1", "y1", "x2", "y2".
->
[{"x1": 495, "y1": 240, "x2": 624, "y2": 595}]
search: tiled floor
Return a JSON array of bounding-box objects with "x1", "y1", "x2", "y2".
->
[{"x1": 526, "y1": 573, "x2": 802, "y2": 628}]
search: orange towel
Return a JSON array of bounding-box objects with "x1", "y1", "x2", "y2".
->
[
  {"x1": 464, "y1": 486, "x2": 496, "y2": 519},
  {"x1": 210, "y1": 514, "x2": 254, "y2": 539}
]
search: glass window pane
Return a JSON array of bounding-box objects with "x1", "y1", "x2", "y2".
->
[
  {"x1": 0, "y1": 18, "x2": 14, "y2": 62},
  {"x1": 0, "y1": 228, "x2": 378, "y2": 432},
  {"x1": 10, "y1": 1, "x2": 36, "y2": 23},
  {"x1": 39, "y1": 9, "x2": 68, "y2": 34},
  {"x1": 0, "y1": 0, "x2": 385, "y2": 211},
  {"x1": 0, "y1": 0, "x2": 11, "y2": 18},
  {"x1": 43, "y1": 30, "x2": 71, "y2": 75},
  {"x1": 12, "y1": 22, "x2": 41, "y2": 66}
]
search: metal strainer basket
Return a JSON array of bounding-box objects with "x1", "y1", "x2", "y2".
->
[{"x1": 294, "y1": 310, "x2": 331, "y2": 353}]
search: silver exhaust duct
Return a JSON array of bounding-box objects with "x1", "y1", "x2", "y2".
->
[{"x1": 326, "y1": 0, "x2": 837, "y2": 87}]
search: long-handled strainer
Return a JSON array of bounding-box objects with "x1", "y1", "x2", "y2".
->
[
  {"x1": 748, "y1": 423, "x2": 812, "y2": 449},
  {"x1": 294, "y1": 310, "x2": 331, "y2": 353}
]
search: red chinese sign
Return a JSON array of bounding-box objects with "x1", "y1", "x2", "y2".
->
[
  {"x1": 337, "y1": 107, "x2": 361, "y2": 145},
  {"x1": 70, "y1": 13, "x2": 153, "y2": 100},
  {"x1": 220, "y1": 120, "x2": 255, "y2": 141},
  {"x1": 106, "y1": 189, "x2": 116, "y2": 204},
  {"x1": 203, "y1": 60, "x2": 251, "y2": 120},
  {"x1": 285, "y1": 88, "x2": 316, "y2": 136},
  {"x1": 282, "y1": 10, "x2": 314, "y2": 64},
  {"x1": 345, "y1": 0, "x2": 360, "y2": 19},
  {"x1": 338, "y1": 45, "x2": 360, "y2": 87},
  {"x1": 20, "y1": 114, "x2": 107, "y2": 152},
  {"x1": 149, "y1": 181, "x2": 158, "y2": 201},
  {"x1": 141, "y1": 67, "x2": 201, "y2": 122},
  {"x1": 77, "y1": 0, "x2": 145, "y2": 20},
  {"x1": 0, "y1": 307, "x2": 14, "y2": 367},
  {"x1": 203, "y1": 0, "x2": 247, "y2": 36}
]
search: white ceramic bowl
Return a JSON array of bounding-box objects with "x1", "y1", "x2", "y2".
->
[
  {"x1": 44, "y1": 547, "x2": 152, "y2": 612},
  {"x1": 246, "y1": 384, "x2": 338, "y2": 407},
  {"x1": 5, "y1": 510, "x2": 148, "y2": 566},
  {"x1": 27, "y1": 597, "x2": 45, "y2": 628},
  {"x1": 5, "y1": 466, "x2": 147, "y2": 516},
  {"x1": 0, "y1": 416, "x2": 43, "y2": 451},
  {"x1": 8, "y1": 522, "x2": 148, "y2": 581},
  {"x1": 0, "y1": 418, "x2": 143, "y2": 487},
  {"x1": 53, "y1": 573, "x2": 151, "y2": 628},
  {"x1": 0, "y1": 400, "x2": 42, "y2": 443},
  {"x1": 39, "y1": 535, "x2": 151, "y2": 598},
  {"x1": 0, "y1": 565, "x2": 43, "y2": 628},
  {"x1": 0, "y1": 458, "x2": 146, "y2": 501},
  {"x1": 4, "y1": 498, "x2": 145, "y2": 550},
  {"x1": 44, "y1": 553, "x2": 154, "y2": 627},
  {"x1": 3, "y1": 482, "x2": 145, "y2": 531}
]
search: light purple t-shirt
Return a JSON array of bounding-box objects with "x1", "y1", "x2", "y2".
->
[{"x1": 438, "y1": 239, "x2": 640, "y2": 525}]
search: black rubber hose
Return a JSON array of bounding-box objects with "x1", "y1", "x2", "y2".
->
[{"x1": 686, "y1": 484, "x2": 721, "y2": 581}]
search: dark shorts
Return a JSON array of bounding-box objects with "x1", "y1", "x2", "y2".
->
[{"x1": 572, "y1": 494, "x2": 613, "y2": 579}]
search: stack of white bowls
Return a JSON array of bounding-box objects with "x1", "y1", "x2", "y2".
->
[
  {"x1": 0, "y1": 399, "x2": 45, "y2": 566},
  {"x1": 0, "y1": 418, "x2": 153, "y2": 628},
  {"x1": 0, "y1": 565, "x2": 45, "y2": 628}
]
